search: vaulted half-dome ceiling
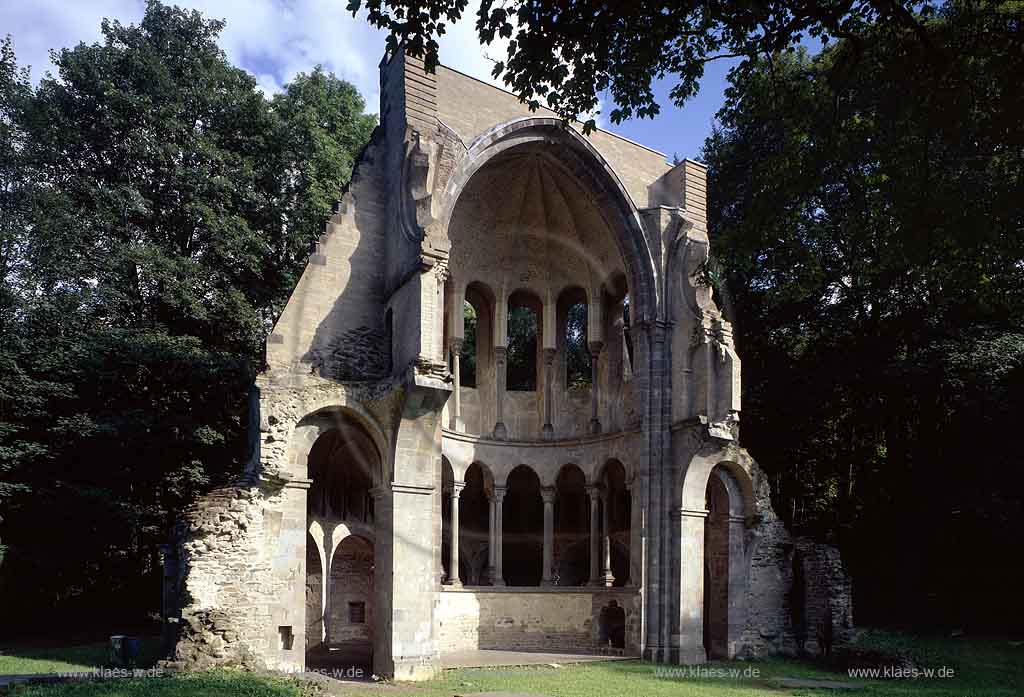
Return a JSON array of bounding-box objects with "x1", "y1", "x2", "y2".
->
[{"x1": 448, "y1": 144, "x2": 626, "y2": 293}]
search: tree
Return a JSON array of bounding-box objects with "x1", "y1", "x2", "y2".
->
[
  {"x1": 703, "y1": 1, "x2": 1024, "y2": 630},
  {"x1": 350, "y1": 0, "x2": 962, "y2": 131},
  {"x1": 0, "y1": 1, "x2": 374, "y2": 630}
]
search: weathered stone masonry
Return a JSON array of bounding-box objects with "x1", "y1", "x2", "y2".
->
[{"x1": 164, "y1": 48, "x2": 854, "y2": 679}]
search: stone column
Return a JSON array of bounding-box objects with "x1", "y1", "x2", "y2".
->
[
  {"x1": 601, "y1": 489, "x2": 615, "y2": 587},
  {"x1": 589, "y1": 341, "x2": 603, "y2": 434},
  {"x1": 447, "y1": 483, "x2": 464, "y2": 586},
  {"x1": 487, "y1": 492, "x2": 497, "y2": 584},
  {"x1": 726, "y1": 514, "x2": 748, "y2": 658},
  {"x1": 321, "y1": 527, "x2": 331, "y2": 645},
  {"x1": 493, "y1": 485, "x2": 506, "y2": 586},
  {"x1": 493, "y1": 346, "x2": 508, "y2": 439},
  {"x1": 587, "y1": 484, "x2": 601, "y2": 585},
  {"x1": 542, "y1": 348, "x2": 556, "y2": 439},
  {"x1": 678, "y1": 507, "x2": 708, "y2": 664},
  {"x1": 449, "y1": 338, "x2": 465, "y2": 432},
  {"x1": 541, "y1": 486, "x2": 556, "y2": 585},
  {"x1": 627, "y1": 478, "x2": 643, "y2": 587}
]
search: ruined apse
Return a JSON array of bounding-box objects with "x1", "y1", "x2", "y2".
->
[{"x1": 161, "y1": 49, "x2": 854, "y2": 679}]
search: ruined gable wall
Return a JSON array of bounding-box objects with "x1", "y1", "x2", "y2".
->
[
  {"x1": 265, "y1": 128, "x2": 390, "y2": 382},
  {"x1": 434, "y1": 66, "x2": 675, "y2": 209}
]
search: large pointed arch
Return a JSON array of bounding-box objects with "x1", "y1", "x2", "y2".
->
[{"x1": 437, "y1": 117, "x2": 658, "y2": 326}]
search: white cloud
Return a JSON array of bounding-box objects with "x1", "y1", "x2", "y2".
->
[{"x1": 1, "y1": 0, "x2": 511, "y2": 115}]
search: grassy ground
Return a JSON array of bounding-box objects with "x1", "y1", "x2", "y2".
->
[
  {"x1": 3, "y1": 632, "x2": 1021, "y2": 697},
  {"x1": 351, "y1": 633, "x2": 1024, "y2": 697},
  {"x1": 5, "y1": 671, "x2": 316, "y2": 697},
  {"x1": 0, "y1": 640, "x2": 162, "y2": 677}
]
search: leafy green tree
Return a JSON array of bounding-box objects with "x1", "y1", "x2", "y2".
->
[
  {"x1": 263, "y1": 69, "x2": 376, "y2": 321},
  {"x1": 506, "y1": 305, "x2": 538, "y2": 391},
  {"x1": 703, "y1": 1, "x2": 1024, "y2": 630},
  {"x1": 351, "y1": 0, "x2": 958, "y2": 130},
  {"x1": 460, "y1": 302, "x2": 477, "y2": 387},
  {"x1": 565, "y1": 302, "x2": 590, "y2": 389},
  {"x1": 0, "y1": 1, "x2": 374, "y2": 630}
]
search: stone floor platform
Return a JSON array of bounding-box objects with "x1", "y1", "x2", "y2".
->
[{"x1": 440, "y1": 649, "x2": 631, "y2": 669}]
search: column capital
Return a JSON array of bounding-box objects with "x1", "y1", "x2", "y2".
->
[
  {"x1": 451, "y1": 481, "x2": 465, "y2": 494},
  {"x1": 543, "y1": 347, "x2": 557, "y2": 365},
  {"x1": 491, "y1": 485, "x2": 506, "y2": 503},
  {"x1": 540, "y1": 486, "x2": 556, "y2": 504},
  {"x1": 585, "y1": 483, "x2": 603, "y2": 500},
  {"x1": 588, "y1": 340, "x2": 604, "y2": 357},
  {"x1": 449, "y1": 336, "x2": 464, "y2": 353}
]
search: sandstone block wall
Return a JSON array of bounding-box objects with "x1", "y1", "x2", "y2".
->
[{"x1": 436, "y1": 589, "x2": 641, "y2": 655}]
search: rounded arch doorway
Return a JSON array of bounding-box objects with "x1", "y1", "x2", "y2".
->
[{"x1": 303, "y1": 411, "x2": 381, "y2": 675}]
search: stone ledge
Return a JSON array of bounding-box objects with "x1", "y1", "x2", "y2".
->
[
  {"x1": 439, "y1": 585, "x2": 640, "y2": 595},
  {"x1": 441, "y1": 427, "x2": 640, "y2": 448}
]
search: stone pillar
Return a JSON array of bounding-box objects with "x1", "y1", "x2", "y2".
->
[
  {"x1": 487, "y1": 492, "x2": 497, "y2": 584},
  {"x1": 628, "y1": 478, "x2": 643, "y2": 587},
  {"x1": 589, "y1": 341, "x2": 603, "y2": 434},
  {"x1": 601, "y1": 490, "x2": 615, "y2": 587},
  {"x1": 587, "y1": 485, "x2": 601, "y2": 585},
  {"x1": 321, "y1": 526, "x2": 331, "y2": 644},
  {"x1": 375, "y1": 374, "x2": 446, "y2": 680},
  {"x1": 449, "y1": 338, "x2": 465, "y2": 432},
  {"x1": 542, "y1": 348, "x2": 556, "y2": 439},
  {"x1": 493, "y1": 346, "x2": 508, "y2": 439},
  {"x1": 678, "y1": 507, "x2": 708, "y2": 664},
  {"x1": 541, "y1": 486, "x2": 555, "y2": 585},
  {"x1": 726, "y1": 514, "x2": 748, "y2": 658},
  {"x1": 493, "y1": 485, "x2": 506, "y2": 586},
  {"x1": 447, "y1": 483, "x2": 464, "y2": 587}
]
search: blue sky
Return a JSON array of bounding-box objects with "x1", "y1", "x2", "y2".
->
[{"x1": 1, "y1": 0, "x2": 738, "y2": 162}]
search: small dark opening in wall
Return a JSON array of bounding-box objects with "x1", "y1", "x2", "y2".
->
[
  {"x1": 461, "y1": 301, "x2": 477, "y2": 388},
  {"x1": 278, "y1": 625, "x2": 294, "y2": 651},
  {"x1": 565, "y1": 301, "x2": 591, "y2": 388},
  {"x1": 349, "y1": 601, "x2": 366, "y2": 624},
  {"x1": 599, "y1": 600, "x2": 626, "y2": 649},
  {"x1": 507, "y1": 294, "x2": 540, "y2": 391}
]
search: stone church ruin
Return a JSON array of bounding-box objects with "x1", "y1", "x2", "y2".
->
[{"x1": 162, "y1": 48, "x2": 853, "y2": 679}]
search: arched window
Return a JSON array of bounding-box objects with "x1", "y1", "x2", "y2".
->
[
  {"x1": 307, "y1": 426, "x2": 377, "y2": 522},
  {"x1": 507, "y1": 291, "x2": 541, "y2": 391},
  {"x1": 460, "y1": 300, "x2": 477, "y2": 388},
  {"x1": 554, "y1": 464, "x2": 589, "y2": 586},
  {"x1": 503, "y1": 465, "x2": 543, "y2": 586},
  {"x1": 565, "y1": 301, "x2": 590, "y2": 388},
  {"x1": 704, "y1": 470, "x2": 730, "y2": 659},
  {"x1": 558, "y1": 287, "x2": 591, "y2": 389},
  {"x1": 600, "y1": 459, "x2": 631, "y2": 587},
  {"x1": 462, "y1": 462, "x2": 494, "y2": 585}
]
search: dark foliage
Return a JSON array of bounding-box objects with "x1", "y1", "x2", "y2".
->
[
  {"x1": 350, "y1": 0, "x2": 955, "y2": 132},
  {"x1": 0, "y1": 1, "x2": 374, "y2": 633},
  {"x1": 703, "y1": 1, "x2": 1024, "y2": 631}
]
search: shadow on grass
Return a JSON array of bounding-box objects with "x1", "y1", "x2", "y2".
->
[{"x1": 0, "y1": 638, "x2": 162, "y2": 677}]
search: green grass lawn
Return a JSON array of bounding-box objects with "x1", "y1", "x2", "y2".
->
[
  {"x1": 0, "y1": 640, "x2": 161, "y2": 677},
  {"x1": 3, "y1": 632, "x2": 1021, "y2": 697},
  {"x1": 5, "y1": 671, "x2": 317, "y2": 697}
]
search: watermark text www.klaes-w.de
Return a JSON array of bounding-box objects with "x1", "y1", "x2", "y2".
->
[
  {"x1": 847, "y1": 665, "x2": 956, "y2": 679},
  {"x1": 655, "y1": 665, "x2": 761, "y2": 680},
  {"x1": 55, "y1": 668, "x2": 167, "y2": 679}
]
